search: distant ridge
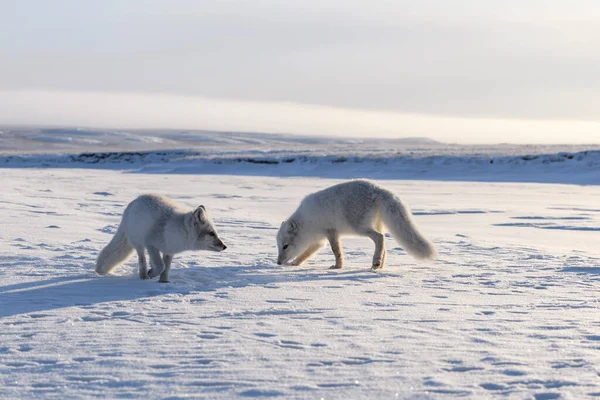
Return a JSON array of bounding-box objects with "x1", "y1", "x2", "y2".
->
[{"x1": 0, "y1": 126, "x2": 442, "y2": 153}]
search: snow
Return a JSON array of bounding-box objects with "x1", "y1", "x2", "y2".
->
[{"x1": 1, "y1": 129, "x2": 600, "y2": 398}]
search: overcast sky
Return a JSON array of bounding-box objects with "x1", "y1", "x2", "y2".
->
[{"x1": 1, "y1": 0, "x2": 599, "y2": 144}]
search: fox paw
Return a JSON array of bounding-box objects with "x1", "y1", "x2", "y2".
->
[
  {"x1": 371, "y1": 262, "x2": 383, "y2": 270},
  {"x1": 329, "y1": 265, "x2": 343, "y2": 270},
  {"x1": 147, "y1": 268, "x2": 163, "y2": 279}
]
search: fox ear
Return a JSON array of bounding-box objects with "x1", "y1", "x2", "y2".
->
[
  {"x1": 289, "y1": 219, "x2": 298, "y2": 231},
  {"x1": 194, "y1": 206, "x2": 206, "y2": 222}
]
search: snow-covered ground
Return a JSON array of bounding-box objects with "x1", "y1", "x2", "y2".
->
[{"x1": 1, "y1": 130, "x2": 600, "y2": 398}]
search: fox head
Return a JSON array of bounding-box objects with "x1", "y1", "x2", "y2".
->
[
  {"x1": 276, "y1": 218, "x2": 305, "y2": 265},
  {"x1": 192, "y1": 205, "x2": 227, "y2": 252}
]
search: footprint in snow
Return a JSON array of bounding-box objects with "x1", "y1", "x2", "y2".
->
[
  {"x1": 98, "y1": 225, "x2": 118, "y2": 234},
  {"x1": 254, "y1": 332, "x2": 277, "y2": 338}
]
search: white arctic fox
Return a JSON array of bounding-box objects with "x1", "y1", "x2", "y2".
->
[
  {"x1": 277, "y1": 180, "x2": 437, "y2": 270},
  {"x1": 95, "y1": 194, "x2": 227, "y2": 282}
]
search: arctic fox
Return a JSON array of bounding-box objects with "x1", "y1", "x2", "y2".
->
[
  {"x1": 95, "y1": 194, "x2": 227, "y2": 282},
  {"x1": 277, "y1": 180, "x2": 437, "y2": 270}
]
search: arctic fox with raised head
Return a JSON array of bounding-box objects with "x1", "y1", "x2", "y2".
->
[
  {"x1": 95, "y1": 194, "x2": 227, "y2": 282},
  {"x1": 277, "y1": 180, "x2": 436, "y2": 270}
]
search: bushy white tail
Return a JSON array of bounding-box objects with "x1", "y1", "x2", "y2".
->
[
  {"x1": 95, "y1": 227, "x2": 135, "y2": 275},
  {"x1": 377, "y1": 190, "x2": 438, "y2": 260}
]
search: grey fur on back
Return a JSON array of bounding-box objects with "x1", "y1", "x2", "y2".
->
[{"x1": 292, "y1": 180, "x2": 380, "y2": 235}]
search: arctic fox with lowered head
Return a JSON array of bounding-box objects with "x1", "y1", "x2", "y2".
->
[
  {"x1": 95, "y1": 194, "x2": 227, "y2": 282},
  {"x1": 277, "y1": 180, "x2": 436, "y2": 270}
]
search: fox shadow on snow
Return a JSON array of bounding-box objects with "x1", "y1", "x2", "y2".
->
[{"x1": 0, "y1": 264, "x2": 388, "y2": 319}]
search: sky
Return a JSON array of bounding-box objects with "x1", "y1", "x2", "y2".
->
[{"x1": 0, "y1": 0, "x2": 599, "y2": 144}]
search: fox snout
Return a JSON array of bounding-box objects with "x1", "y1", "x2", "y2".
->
[{"x1": 216, "y1": 240, "x2": 227, "y2": 251}]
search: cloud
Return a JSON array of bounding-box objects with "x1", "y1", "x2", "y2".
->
[{"x1": 1, "y1": 1, "x2": 599, "y2": 123}]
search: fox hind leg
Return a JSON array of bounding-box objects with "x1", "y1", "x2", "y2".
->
[
  {"x1": 365, "y1": 228, "x2": 386, "y2": 270},
  {"x1": 373, "y1": 217, "x2": 387, "y2": 269},
  {"x1": 137, "y1": 248, "x2": 149, "y2": 280},
  {"x1": 159, "y1": 254, "x2": 172, "y2": 283},
  {"x1": 147, "y1": 246, "x2": 165, "y2": 279},
  {"x1": 327, "y1": 230, "x2": 344, "y2": 270}
]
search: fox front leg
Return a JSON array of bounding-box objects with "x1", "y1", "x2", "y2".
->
[
  {"x1": 326, "y1": 230, "x2": 344, "y2": 270},
  {"x1": 159, "y1": 254, "x2": 172, "y2": 283},
  {"x1": 292, "y1": 243, "x2": 322, "y2": 266},
  {"x1": 146, "y1": 246, "x2": 165, "y2": 279}
]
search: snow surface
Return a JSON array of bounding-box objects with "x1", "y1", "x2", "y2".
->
[{"x1": 1, "y1": 130, "x2": 600, "y2": 399}]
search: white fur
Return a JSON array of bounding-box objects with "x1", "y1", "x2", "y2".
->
[
  {"x1": 277, "y1": 179, "x2": 437, "y2": 270},
  {"x1": 95, "y1": 194, "x2": 226, "y2": 282}
]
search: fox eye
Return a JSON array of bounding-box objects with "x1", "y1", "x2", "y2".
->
[
  {"x1": 283, "y1": 244, "x2": 289, "y2": 250},
  {"x1": 208, "y1": 232, "x2": 215, "y2": 237}
]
